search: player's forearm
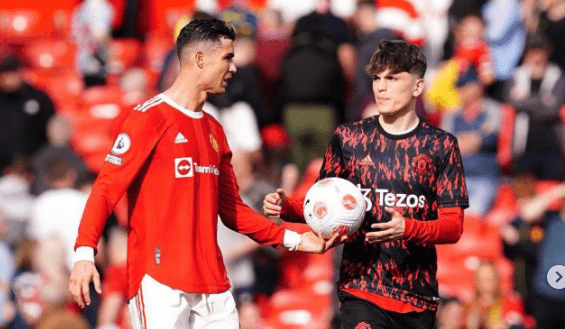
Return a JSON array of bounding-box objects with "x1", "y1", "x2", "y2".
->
[
  {"x1": 74, "y1": 185, "x2": 114, "y2": 253},
  {"x1": 280, "y1": 196, "x2": 306, "y2": 223},
  {"x1": 403, "y1": 207, "x2": 464, "y2": 244}
]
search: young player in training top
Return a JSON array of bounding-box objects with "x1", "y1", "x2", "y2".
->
[
  {"x1": 69, "y1": 19, "x2": 334, "y2": 329},
  {"x1": 264, "y1": 40, "x2": 469, "y2": 329}
]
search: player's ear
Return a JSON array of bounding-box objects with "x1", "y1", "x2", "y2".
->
[
  {"x1": 195, "y1": 51, "x2": 205, "y2": 69},
  {"x1": 413, "y1": 78, "x2": 425, "y2": 97}
]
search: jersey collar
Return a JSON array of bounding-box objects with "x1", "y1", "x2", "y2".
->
[
  {"x1": 159, "y1": 93, "x2": 204, "y2": 119},
  {"x1": 372, "y1": 115, "x2": 422, "y2": 140}
]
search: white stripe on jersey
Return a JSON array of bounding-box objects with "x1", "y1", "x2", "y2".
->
[{"x1": 134, "y1": 96, "x2": 163, "y2": 113}]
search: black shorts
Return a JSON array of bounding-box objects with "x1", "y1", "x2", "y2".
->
[{"x1": 338, "y1": 291, "x2": 436, "y2": 329}]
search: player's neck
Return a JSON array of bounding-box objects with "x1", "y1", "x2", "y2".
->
[
  {"x1": 163, "y1": 71, "x2": 207, "y2": 112},
  {"x1": 378, "y1": 106, "x2": 419, "y2": 134}
]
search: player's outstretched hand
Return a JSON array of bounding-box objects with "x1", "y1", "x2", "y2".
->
[
  {"x1": 298, "y1": 231, "x2": 346, "y2": 253},
  {"x1": 69, "y1": 260, "x2": 102, "y2": 308},
  {"x1": 263, "y1": 188, "x2": 286, "y2": 218},
  {"x1": 366, "y1": 207, "x2": 406, "y2": 243}
]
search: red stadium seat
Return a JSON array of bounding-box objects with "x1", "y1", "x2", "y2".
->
[
  {"x1": 23, "y1": 40, "x2": 76, "y2": 71},
  {"x1": 43, "y1": 70, "x2": 84, "y2": 110},
  {"x1": 144, "y1": 33, "x2": 174, "y2": 75},
  {"x1": 262, "y1": 287, "x2": 332, "y2": 329},
  {"x1": 108, "y1": 38, "x2": 143, "y2": 74},
  {"x1": 0, "y1": 10, "x2": 46, "y2": 43}
]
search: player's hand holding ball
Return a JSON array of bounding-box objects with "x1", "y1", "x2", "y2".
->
[
  {"x1": 366, "y1": 207, "x2": 406, "y2": 243},
  {"x1": 298, "y1": 231, "x2": 343, "y2": 253}
]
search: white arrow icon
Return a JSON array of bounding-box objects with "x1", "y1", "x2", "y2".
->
[{"x1": 548, "y1": 265, "x2": 565, "y2": 289}]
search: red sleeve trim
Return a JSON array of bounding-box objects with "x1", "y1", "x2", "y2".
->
[
  {"x1": 280, "y1": 196, "x2": 306, "y2": 223},
  {"x1": 403, "y1": 207, "x2": 464, "y2": 244}
]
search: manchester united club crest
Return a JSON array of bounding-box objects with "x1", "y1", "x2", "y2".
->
[
  {"x1": 412, "y1": 154, "x2": 433, "y2": 176},
  {"x1": 209, "y1": 134, "x2": 219, "y2": 153}
]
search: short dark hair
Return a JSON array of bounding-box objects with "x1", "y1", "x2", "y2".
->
[
  {"x1": 0, "y1": 55, "x2": 22, "y2": 73},
  {"x1": 176, "y1": 18, "x2": 236, "y2": 58},
  {"x1": 525, "y1": 32, "x2": 553, "y2": 53},
  {"x1": 46, "y1": 156, "x2": 73, "y2": 183},
  {"x1": 365, "y1": 40, "x2": 427, "y2": 78}
]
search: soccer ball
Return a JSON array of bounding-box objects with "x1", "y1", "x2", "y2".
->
[{"x1": 303, "y1": 177, "x2": 366, "y2": 239}]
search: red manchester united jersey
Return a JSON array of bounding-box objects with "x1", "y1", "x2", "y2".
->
[{"x1": 75, "y1": 94, "x2": 286, "y2": 299}]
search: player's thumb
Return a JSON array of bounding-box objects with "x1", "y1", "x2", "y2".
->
[
  {"x1": 276, "y1": 188, "x2": 286, "y2": 204},
  {"x1": 384, "y1": 207, "x2": 396, "y2": 215}
]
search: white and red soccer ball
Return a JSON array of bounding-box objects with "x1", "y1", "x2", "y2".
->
[{"x1": 303, "y1": 177, "x2": 366, "y2": 239}]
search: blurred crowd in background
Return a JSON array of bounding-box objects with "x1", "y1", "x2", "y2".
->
[{"x1": 1, "y1": 0, "x2": 565, "y2": 328}]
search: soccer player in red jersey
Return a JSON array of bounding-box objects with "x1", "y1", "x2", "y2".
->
[
  {"x1": 264, "y1": 40, "x2": 469, "y2": 329},
  {"x1": 69, "y1": 18, "x2": 335, "y2": 329}
]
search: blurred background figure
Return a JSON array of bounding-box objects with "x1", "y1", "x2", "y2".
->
[
  {"x1": 0, "y1": 56, "x2": 55, "y2": 174},
  {"x1": 119, "y1": 68, "x2": 150, "y2": 107},
  {"x1": 501, "y1": 179, "x2": 565, "y2": 329},
  {"x1": 465, "y1": 261, "x2": 526, "y2": 329},
  {"x1": 350, "y1": 0, "x2": 400, "y2": 121},
  {"x1": 425, "y1": 13, "x2": 494, "y2": 121},
  {"x1": 277, "y1": 0, "x2": 348, "y2": 174},
  {"x1": 0, "y1": 154, "x2": 35, "y2": 249},
  {"x1": 502, "y1": 33, "x2": 565, "y2": 181},
  {"x1": 254, "y1": 8, "x2": 291, "y2": 127},
  {"x1": 217, "y1": 151, "x2": 279, "y2": 326},
  {"x1": 31, "y1": 115, "x2": 88, "y2": 196},
  {"x1": 436, "y1": 297, "x2": 464, "y2": 329},
  {"x1": 537, "y1": 0, "x2": 565, "y2": 72},
  {"x1": 71, "y1": 0, "x2": 114, "y2": 87},
  {"x1": 442, "y1": 66, "x2": 501, "y2": 216},
  {"x1": 0, "y1": 211, "x2": 16, "y2": 327},
  {"x1": 481, "y1": 0, "x2": 526, "y2": 101},
  {"x1": 27, "y1": 156, "x2": 88, "y2": 272},
  {"x1": 97, "y1": 226, "x2": 130, "y2": 329}
]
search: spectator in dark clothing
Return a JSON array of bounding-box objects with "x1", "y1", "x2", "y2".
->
[
  {"x1": 538, "y1": 0, "x2": 565, "y2": 72},
  {"x1": 350, "y1": 0, "x2": 401, "y2": 121},
  {"x1": 31, "y1": 115, "x2": 88, "y2": 196},
  {"x1": 0, "y1": 56, "x2": 55, "y2": 174},
  {"x1": 500, "y1": 178, "x2": 565, "y2": 328},
  {"x1": 293, "y1": 0, "x2": 356, "y2": 101},
  {"x1": 502, "y1": 33, "x2": 565, "y2": 180},
  {"x1": 442, "y1": 66, "x2": 501, "y2": 216}
]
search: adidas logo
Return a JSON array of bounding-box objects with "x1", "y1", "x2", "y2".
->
[
  {"x1": 359, "y1": 154, "x2": 375, "y2": 166},
  {"x1": 174, "y1": 132, "x2": 188, "y2": 144}
]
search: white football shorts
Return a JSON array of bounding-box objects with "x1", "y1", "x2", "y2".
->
[{"x1": 127, "y1": 274, "x2": 239, "y2": 329}]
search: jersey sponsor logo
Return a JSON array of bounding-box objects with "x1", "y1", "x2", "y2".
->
[
  {"x1": 209, "y1": 134, "x2": 219, "y2": 153},
  {"x1": 174, "y1": 157, "x2": 220, "y2": 178},
  {"x1": 111, "y1": 133, "x2": 131, "y2": 155},
  {"x1": 357, "y1": 185, "x2": 427, "y2": 210},
  {"x1": 412, "y1": 154, "x2": 433, "y2": 176},
  {"x1": 105, "y1": 154, "x2": 123, "y2": 166},
  {"x1": 175, "y1": 157, "x2": 194, "y2": 178},
  {"x1": 375, "y1": 188, "x2": 426, "y2": 208},
  {"x1": 174, "y1": 132, "x2": 188, "y2": 144}
]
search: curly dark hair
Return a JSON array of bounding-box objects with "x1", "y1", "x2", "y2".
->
[
  {"x1": 366, "y1": 40, "x2": 427, "y2": 78},
  {"x1": 176, "y1": 18, "x2": 236, "y2": 58}
]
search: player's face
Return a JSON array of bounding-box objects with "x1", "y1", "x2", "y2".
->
[
  {"x1": 205, "y1": 37, "x2": 237, "y2": 94},
  {"x1": 372, "y1": 69, "x2": 423, "y2": 116}
]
